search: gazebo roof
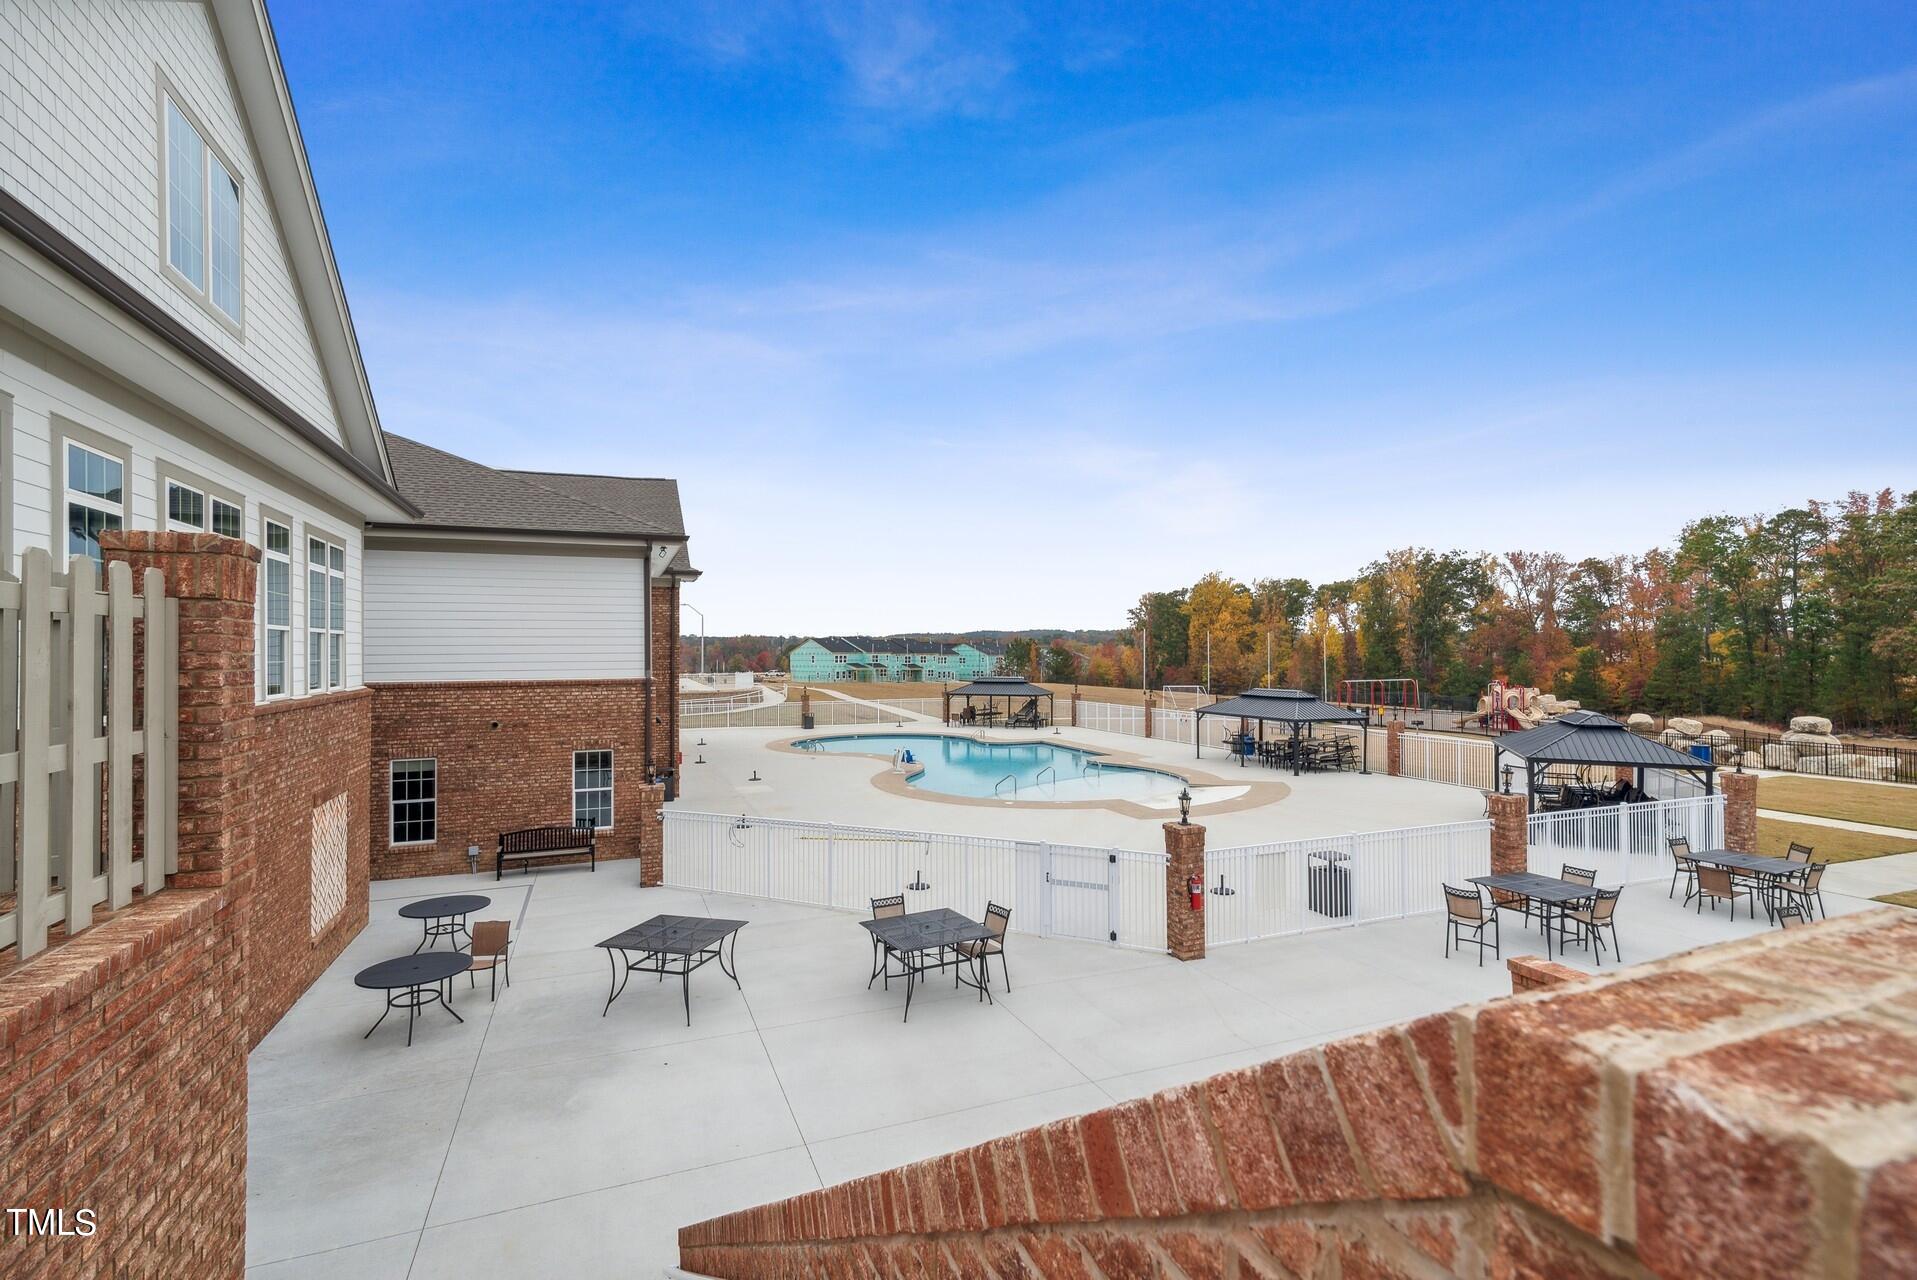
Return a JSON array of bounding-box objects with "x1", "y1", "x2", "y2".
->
[
  {"x1": 1494, "y1": 710, "x2": 1712, "y2": 769},
  {"x1": 1193, "y1": 687, "x2": 1367, "y2": 725},
  {"x1": 947, "y1": 677, "x2": 1052, "y2": 699}
]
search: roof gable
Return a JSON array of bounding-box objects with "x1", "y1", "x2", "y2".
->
[{"x1": 381, "y1": 435, "x2": 688, "y2": 542}]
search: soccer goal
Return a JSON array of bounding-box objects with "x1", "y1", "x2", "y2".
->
[{"x1": 1159, "y1": 684, "x2": 1211, "y2": 709}]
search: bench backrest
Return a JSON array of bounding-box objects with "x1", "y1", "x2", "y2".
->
[{"x1": 499, "y1": 825, "x2": 596, "y2": 853}]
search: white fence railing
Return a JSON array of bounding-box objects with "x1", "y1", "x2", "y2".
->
[
  {"x1": 1367, "y1": 727, "x2": 1496, "y2": 790},
  {"x1": 1, "y1": 550, "x2": 179, "y2": 962},
  {"x1": 1203, "y1": 819, "x2": 1492, "y2": 947},
  {"x1": 1526, "y1": 793, "x2": 1722, "y2": 887},
  {"x1": 1068, "y1": 699, "x2": 1238, "y2": 750},
  {"x1": 681, "y1": 697, "x2": 948, "y2": 729},
  {"x1": 662, "y1": 811, "x2": 1167, "y2": 950}
]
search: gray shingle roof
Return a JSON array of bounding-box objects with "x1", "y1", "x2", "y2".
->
[
  {"x1": 1194, "y1": 687, "x2": 1368, "y2": 725},
  {"x1": 381, "y1": 435, "x2": 689, "y2": 547},
  {"x1": 808, "y1": 636, "x2": 1000, "y2": 656}
]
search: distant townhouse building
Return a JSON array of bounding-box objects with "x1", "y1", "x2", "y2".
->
[
  {"x1": 0, "y1": 0, "x2": 694, "y2": 1006},
  {"x1": 788, "y1": 636, "x2": 1000, "y2": 682}
]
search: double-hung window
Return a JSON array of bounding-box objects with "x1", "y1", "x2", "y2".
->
[
  {"x1": 165, "y1": 478, "x2": 242, "y2": 538},
  {"x1": 307, "y1": 536, "x2": 346, "y2": 692},
  {"x1": 65, "y1": 442, "x2": 125, "y2": 566},
  {"x1": 262, "y1": 519, "x2": 291, "y2": 697},
  {"x1": 572, "y1": 751, "x2": 613, "y2": 830},
  {"x1": 390, "y1": 759, "x2": 437, "y2": 845},
  {"x1": 164, "y1": 95, "x2": 243, "y2": 324}
]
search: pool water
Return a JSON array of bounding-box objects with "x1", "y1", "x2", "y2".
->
[{"x1": 792, "y1": 734, "x2": 1187, "y2": 802}]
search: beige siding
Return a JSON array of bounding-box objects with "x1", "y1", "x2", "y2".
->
[
  {"x1": 364, "y1": 547, "x2": 649, "y2": 683},
  {"x1": 0, "y1": 0, "x2": 343, "y2": 438}
]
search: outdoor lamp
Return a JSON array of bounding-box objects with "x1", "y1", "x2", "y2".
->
[{"x1": 1178, "y1": 786, "x2": 1192, "y2": 824}]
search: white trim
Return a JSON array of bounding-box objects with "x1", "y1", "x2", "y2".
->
[
  {"x1": 158, "y1": 79, "x2": 245, "y2": 333},
  {"x1": 388, "y1": 757, "x2": 438, "y2": 847},
  {"x1": 260, "y1": 512, "x2": 292, "y2": 700},
  {"x1": 572, "y1": 749, "x2": 614, "y2": 831}
]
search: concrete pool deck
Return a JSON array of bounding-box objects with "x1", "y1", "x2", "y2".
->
[
  {"x1": 677, "y1": 723, "x2": 1485, "y2": 847},
  {"x1": 246, "y1": 863, "x2": 1878, "y2": 1278}
]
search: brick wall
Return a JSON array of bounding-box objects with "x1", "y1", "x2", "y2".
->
[
  {"x1": 1506, "y1": 954, "x2": 1587, "y2": 993},
  {"x1": 680, "y1": 909, "x2": 1917, "y2": 1280},
  {"x1": 1722, "y1": 770, "x2": 1758, "y2": 853},
  {"x1": 1385, "y1": 719, "x2": 1404, "y2": 775},
  {"x1": 369, "y1": 680, "x2": 664, "y2": 881},
  {"x1": 1163, "y1": 822, "x2": 1205, "y2": 962},
  {"x1": 1488, "y1": 791, "x2": 1528, "y2": 875},
  {"x1": 0, "y1": 890, "x2": 246, "y2": 1278},
  {"x1": 649, "y1": 577, "x2": 681, "y2": 784},
  {"x1": 246, "y1": 689, "x2": 371, "y2": 1044}
]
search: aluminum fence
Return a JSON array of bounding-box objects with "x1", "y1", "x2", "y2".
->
[
  {"x1": 662, "y1": 812, "x2": 1167, "y2": 950},
  {"x1": 1526, "y1": 793, "x2": 1722, "y2": 888},
  {"x1": 1368, "y1": 728, "x2": 1497, "y2": 790},
  {"x1": 1202, "y1": 819, "x2": 1492, "y2": 947},
  {"x1": 682, "y1": 697, "x2": 947, "y2": 729}
]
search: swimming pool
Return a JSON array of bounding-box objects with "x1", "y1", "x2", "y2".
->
[{"x1": 791, "y1": 733, "x2": 1187, "y2": 802}]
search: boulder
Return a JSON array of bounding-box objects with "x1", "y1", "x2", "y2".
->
[
  {"x1": 1788, "y1": 715, "x2": 1834, "y2": 736},
  {"x1": 1700, "y1": 728, "x2": 1733, "y2": 746},
  {"x1": 1738, "y1": 750, "x2": 1764, "y2": 770},
  {"x1": 1762, "y1": 743, "x2": 1796, "y2": 769},
  {"x1": 1781, "y1": 730, "x2": 1844, "y2": 758},
  {"x1": 1667, "y1": 717, "x2": 1705, "y2": 737},
  {"x1": 1626, "y1": 713, "x2": 1655, "y2": 731}
]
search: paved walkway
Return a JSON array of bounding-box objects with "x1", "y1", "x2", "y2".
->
[
  {"x1": 1757, "y1": 807, "x2": 1917, "y2": 842},
  {"x1": 246, "y1": 859, "x2": 1878, "y2": 1279}
]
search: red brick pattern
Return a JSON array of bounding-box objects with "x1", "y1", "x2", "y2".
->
[
  {"x1": 0, "y1": 889, "x2": 246, "y2": 1279},
  {"x1": 1163, "y1": 822, "x2": 1205, "y2": 961},
  {"x1": 1722, "y1": 771, "x2": 1758, "y2": 854},
  {"x1": 680, "y1": 910, "x2": 1917, "y2": 1280},
  {"x1": 1385, "y1": 720, "x2": 1404, "y2": 776},
  {"x1": 1507, "y1": 955, "x2": 1589, "y2": 993},
  {"x1": 649, "y1": 577, "x2": 681, "y2": 782},
  {"x1": 1488, "y1": 792, "x2": 1528, "y2": 876},
  {"x1": 369, "y1": 680, "x2": 664, "y2": 881}
]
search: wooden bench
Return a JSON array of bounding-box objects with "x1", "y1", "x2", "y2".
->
[{"x1": 496, "y1": 825, "x2": 597, "y2": 879}]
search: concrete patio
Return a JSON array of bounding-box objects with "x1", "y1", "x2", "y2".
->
[{"x1": 246, "y1": 856, "x2": 1878, "y2": 1279}]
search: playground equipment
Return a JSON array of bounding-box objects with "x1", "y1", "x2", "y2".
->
[
  {"x1": 1474, "y1": 680, "x2": 1579, "y2": 731},
  {"x1": 1336, "y1": 678, "x2": 1423, "y2": 713}
]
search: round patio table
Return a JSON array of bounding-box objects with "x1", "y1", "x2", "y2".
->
[
  {"x1": 355, "y1": 952, "x2": 472, "y2": 1046},
  {"x1": 398, "y1": 894, "x2": 491, "y2": 953}
]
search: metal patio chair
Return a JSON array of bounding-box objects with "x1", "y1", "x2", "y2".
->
[
  {"x1": 868, "y1": 895, "x2": 907, "y2": 989},
  {"x1": 468, "y1": 920, "x2": 511, "y2": 1000},
  {"x1": 1566, "y1": 887, "x2": 1622, "y2": 966},
  {"x1": 1694, "y1": 865, "x2": 1754, "y2": 921},
  {"x1": 1785, "y1": 842, "x2": 1815, "y2": 864},
  {"x1": 1667, "y1": 837, "x2": 1699, "y2": 903},
  {"x1": 1771, "y1": 861, "x2": 1829, "y2": 923},
  {"x1": 1442, "y1": 884, "x2": 1499, "y2": 965},
  {"x1": 955, "y1": 902, "x2": 1012, "y2": 996}
]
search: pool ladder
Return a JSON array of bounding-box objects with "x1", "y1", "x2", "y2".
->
[
  {"x1": 994, "y1": 773, "x2": 1019, "y2": 799},
  {"x1": 1035, "y1": 765, "x2": 1056, "y2": 794}
]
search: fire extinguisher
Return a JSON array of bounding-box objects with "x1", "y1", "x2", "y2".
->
[{"x1": 1188, "y1": 874, "x2": 1203, "y2": 911}]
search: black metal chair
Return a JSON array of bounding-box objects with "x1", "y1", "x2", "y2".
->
[
  {"x1": 1442, "y1": 884, "x2": 1499, "y2": 965},
  {"x1": 1566, "y1": 888, "x2": 1622, "y2": 966},
  {"x1": 868, "y1": 895, "x2": 906, "y2": 989},
  {"x1": 955, "y1": 902, "x2": 1011, "y2": 995},
  {"x1": 1785, "y1": 842, "x2": 1815, "y2": 864},
  {"x1": 1771, "y1": 862, "x2": 1829, "y2": 923},
  {"x1": 1695, "y1": 866, "x2": 1754, "y2": 920},
  {"x1": 1667, "y1": 837, "x2": 1699, "y2": 903}
]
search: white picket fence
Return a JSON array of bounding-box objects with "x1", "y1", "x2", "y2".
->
[
  {"x1": 1202, "y1": 819, "x2": 1493, "y2": 947},
  {"x1": 662, "y1": 811, "x2": 1167, "y2": 950},
  {"x1": 1, "y1": 549, "x2": 179, "y2": 961}
]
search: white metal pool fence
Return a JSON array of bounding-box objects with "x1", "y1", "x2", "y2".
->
[
  {"x1": 662, "y1": 793, "x2": 1723, "y2": 954},
  {"x1": 680, "y1": 697, "x2": 949, "y2": 728}
]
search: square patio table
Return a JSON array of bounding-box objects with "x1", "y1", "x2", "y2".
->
[
  {"x1": 1469, "y1": 871, "x2": 1600, "y2": 960},
  {"x1": 596, "y1": 914, "x2": 746, "y2": 1025},
  {"x1": 861, "y1": 907, "x2": 995, "y2": 1022}
]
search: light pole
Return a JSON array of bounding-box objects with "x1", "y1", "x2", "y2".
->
[{"x1": 680, "y1": 602, "x2": 706, "y2": 676}]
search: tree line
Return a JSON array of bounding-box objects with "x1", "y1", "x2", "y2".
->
[{"x1": 1084, "y1": 490, "x2": 1915, "y2": 731}]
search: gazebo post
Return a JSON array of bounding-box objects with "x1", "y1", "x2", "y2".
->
[
  {"x1": 1292, "y1": 722, "x2": 1302, "y2": 777},
  {"x1": 1359, "y1": 718, "x2": 1368, "y2": 774}
]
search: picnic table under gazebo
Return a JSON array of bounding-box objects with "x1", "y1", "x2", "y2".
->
[
  {"x1": 1194, "y1": 687, "x2": 1369, "y2": 775},
  {"x1": 943, "y1": 677, "x2": 1053, "y2": 729}
]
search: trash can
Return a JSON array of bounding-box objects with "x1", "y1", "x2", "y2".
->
[
  {"x1": 801, "y1": 713, "x2": 815, "y2": 730},
  {"x1": 1308, "y1": 849, "x2": 1351, "y2": 918},
  {"x1": 1689, "y1": 743, "x2": 1712, "y2": 763}
]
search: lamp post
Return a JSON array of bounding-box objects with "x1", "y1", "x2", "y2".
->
[
  {"x1": 1178, "y1": 786, "x2": 1192, "y2": 825},
  {"x1": 681, "y1": 602, "x2": 706, "y2": 676}
]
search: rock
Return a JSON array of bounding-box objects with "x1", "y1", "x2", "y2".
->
[
  {"x1": 1789, "y1": 715, "x2": 1834, "y2": 735},
  {"x1": 1762, "y1": 743, "x2": 1796, "y2": 769},
  {"x1": 1701, "y1": 728, "x2": 1733, "y2": 745},
  {"x1": 1739, "y1": 750, "x2": 1763, "y2": 770},
  {"x1": 1781, "y1": 730, "x2": 1844, "y2": 758},
  {"x1": 1667, "y1": 717, "x2": 1705, "y2": 737},
  {"x1": 1626, "y1": 713, "x2": 1655, "y2": 730}
]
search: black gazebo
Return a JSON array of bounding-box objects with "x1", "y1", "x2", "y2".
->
[
  {"x1": 1193, "y1": 688, "x2": 1369, "y2": 774},
  {"x1": 943, "y1": 677, "x2": 1054, "y2": 729},
  {"x1": 1492, "y1": 710, "x2": 1716, "y2": 811}
]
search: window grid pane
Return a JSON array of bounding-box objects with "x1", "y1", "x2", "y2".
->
[
  {"x1": 211, "y1": 498, "x2": 242, "y2": 539},
  {"x1": 572, "y1": 750, "x2": 613, "y2": 829},
  {"x1": 209, "y1": 158, "x2": 242, "y2": 321},
  {"x1": 166, "y1": 100, "x2": 206, "y2": 288},
  {"x1": 167, "y1": 482, "x2": 204, "y2": 529},
  {"x1": 390, "y1": 759, "x2": 437, "y2": 844}
]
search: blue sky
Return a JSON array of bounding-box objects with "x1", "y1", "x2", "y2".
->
[{"x1": 272, "y1": 2, "x2": 1917, "y2": 634}]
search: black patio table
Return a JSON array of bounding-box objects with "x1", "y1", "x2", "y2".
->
[
  {"x1": 398, "y1": 894, "x2": 491, "y2": 953},
  {"x1": 1688, "y1": 850, "x2": 1805, "y2": 920},
  {"x1": 596, "y1": 914, "x2": 746, "y2": 1025},
  {"x1": 1469, "y1": 872, "x2": 1601, "y2": 961},
  {"x1": 861, "y1": 907, "x2": 996, "y2": 1022},
  {"x1": 355, "y1": 951, "x2": 472, "y2": 1046}
]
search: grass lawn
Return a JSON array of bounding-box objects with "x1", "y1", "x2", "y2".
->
[
  {"x1": 1755, "y1": 816, "x2": 1917, "y2": 863},
  {"x1": 1875, "y1": 890, "x2": 1917, "y2": 909},
  {"x1": 1757, "y1": 776, "x2": 1917, "y2": 830}
]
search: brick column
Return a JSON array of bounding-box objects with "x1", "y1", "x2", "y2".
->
[
  {"x1": 637, "y1": 780, "x2": 666, "y2": 885},
  {"x1": 1488, "y1": 791, "x2": 1528, "y2": 876},
  {"x1": 1385, "y1": 720, "x2": 1404, "y2": 776},
  {"x1": 99, "y1": 531, "x2": 259, "y2": 890},
  {"x1": 1070, "y1": 685, "x2": 1078, "y2": 727},
  {"x1": 1144, "y1": 692, "x2": 1155, "y2": 739},
  {"x1": 1164, "y1": 821, "x2": 1205, "y2": 961},
  {"x1": 1722, "y1": 771, "x2": 1758, "y2": 854},
  {"x1": 1508, "y1": 955, "x2": 1588, "y2": 993}
]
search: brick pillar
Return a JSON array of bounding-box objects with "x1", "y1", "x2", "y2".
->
[
  {"x1": 99, "y1": 532, "x2": 259, "y2": 890},
  {"x1": 1144, "y1": 692, "x2": 1155, "y2": 739},
  {"x1": 1386, "y1": 720, "x2": 1404, "y2": 776},
  {"x1": 1070, "y1": 685, "x2": 1078, "y2": 727},
  {"x1": 637, "y1": 780, "x2": 666, "y2": 885},
  {"x1": 1615, "y1": 765, "x2": 1634, "y2": 786},
  {"x1": 1164, "y1": 821, "x2": 1205, "y2": 961},
  {"x1": 1722, "y1": 771, "x2": 1757, "y2": 854},
  {"x1": 1488, "y1": 791, "x2": 1528, "y2": 876}
]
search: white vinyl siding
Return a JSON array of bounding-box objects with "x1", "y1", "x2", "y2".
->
[
  {"x1": 0, "y1": 0, "x2": 343, "y2": 437},
  {"x1": 364, "y1": 548, "x2": 648, "y2": 682}
]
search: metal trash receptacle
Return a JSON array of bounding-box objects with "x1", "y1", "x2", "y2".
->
[{"x1": 1308, "y1": 848, "x2": 1351, "y2": 917}]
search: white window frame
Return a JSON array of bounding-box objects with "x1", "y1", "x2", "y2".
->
[
  {"x1": 306, "y1": 532, "x2": 347, "y2": 693},
  {"x1": 57, "y1": 424, "x2": 130, "y2": 568},
  {"x1": 260, "y1": 512, "x2": 292, "y2": 700},
  {"x1": 572, "y1": 750, "x2": 614, "y2": 831},
  {"x1": 159, "y1": 84, "x2": 244, "y2": 329},
  {"x1": 389, "y1": 758, "x2": 437, "y2": 846},
  {"x1": 158, "y1": 464, "x2": 244, "y2": 540}
]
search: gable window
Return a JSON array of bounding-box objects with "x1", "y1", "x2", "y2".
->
[
  {"x1": 165, "y1": 478, "x2": 242, "y2": 538},
  {"x1": 573, "y1": 750, "x2": 613, "y2": 830},
  {"x1": 307, "y1": 535, "x2": 346, "y2": 692},
  {"x1": 262, "y1": 518, "x2": 290, "y2": 698},
  {"x1": 163, "y1": 94, "x2": 243, "y2": 324},
  {"x1": 64, "y1": 441, "x2": 125, "y2": 567},
  {"x1": 389, "y1": 759, "x2": 436, "y2": 845}
]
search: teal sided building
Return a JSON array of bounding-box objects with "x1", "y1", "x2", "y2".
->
[{"x1": 788, "y1": 637, "x2": 1001, "y2": 682}]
